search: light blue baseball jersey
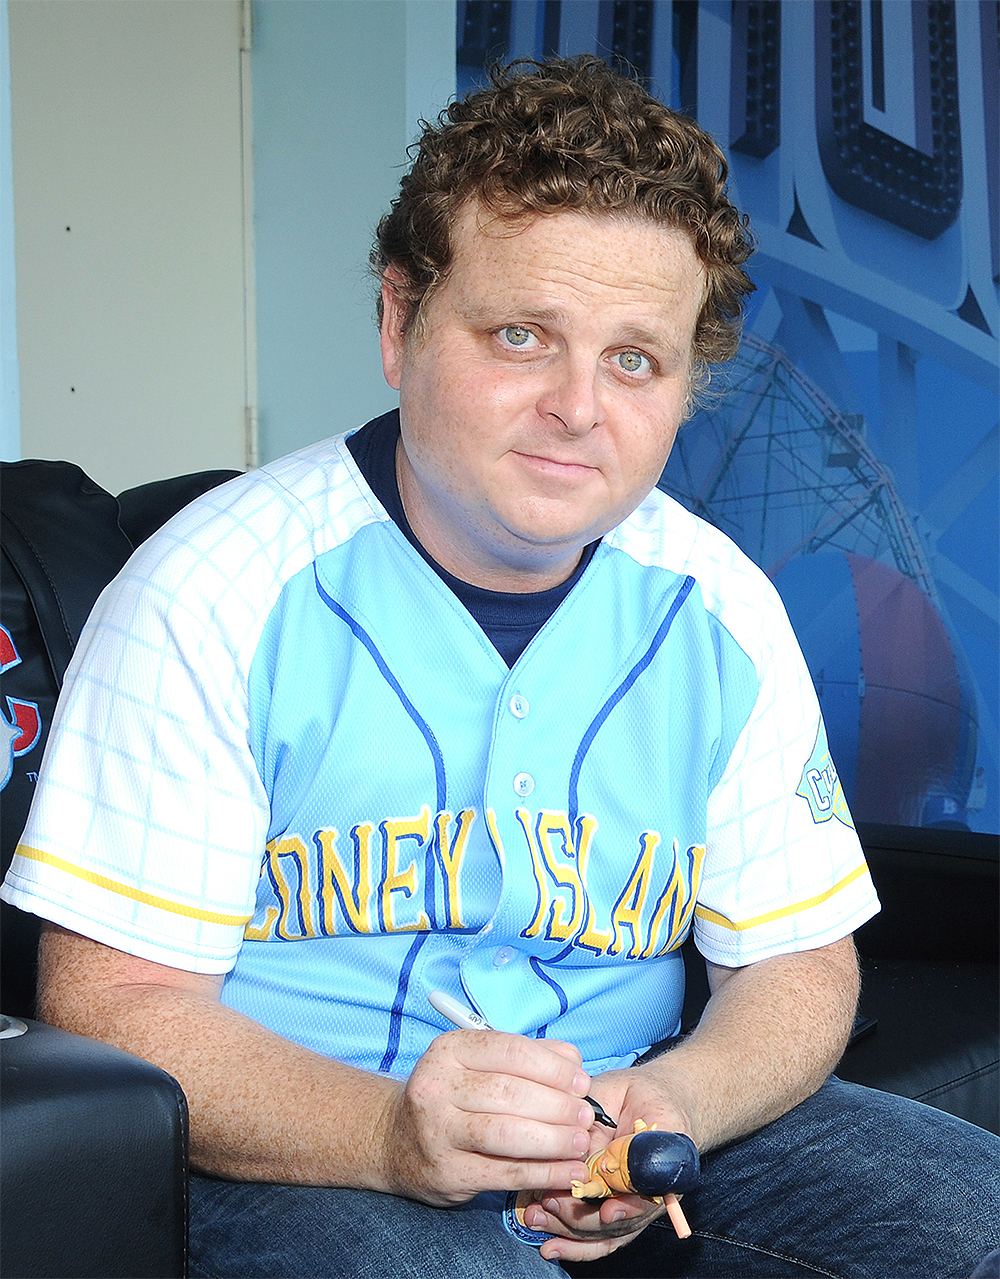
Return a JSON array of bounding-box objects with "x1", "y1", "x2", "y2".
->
[{"x1": 3, "y1": 424, "x2": 878, "y2": 1077}]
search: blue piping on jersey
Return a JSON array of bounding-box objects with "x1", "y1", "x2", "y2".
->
[
  {"x1": 529, "y1": 955, "x2": 569, "y2": 1017},
  {"x1": 312, "y1": 569, "x2": 448, "y2": 815},
  {"x1": 568, "y1": 575, "x2": 696, "y2": 827},
  {"x1": 313, "y1": 569, "x2": 446, "y2": 1070},
  {"x1": 379, "y1": 932, "x2": 430, "y2": 1073}
]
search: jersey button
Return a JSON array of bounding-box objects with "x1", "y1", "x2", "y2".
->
[
  {"x1": 513, "y1": 772, "x2": 535, "y2": 796},
  {"x1": 508, "y1": 694, "x2": 529, "y2": 719},
  {"x1": 494, "y1": 946, "x2": 515, "y2": 967}
]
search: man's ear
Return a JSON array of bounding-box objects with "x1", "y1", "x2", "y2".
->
[{"x1": 379, "y1": 270, "x2": 410, "y2": 391}]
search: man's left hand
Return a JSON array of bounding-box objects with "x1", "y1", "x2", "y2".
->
[
  {"x1": 519, "y1": 937, "x2": 862, "y2": 1261},
  {"x1": 519, "y1": 1066, "x2": 693, "y2": 1262}
]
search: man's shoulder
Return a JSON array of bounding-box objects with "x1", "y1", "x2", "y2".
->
[
  {"x1": 612, "y1": 488, "x2": 779, "y2": 600},
  {"x1": 609, "y1": 488, "x2": 789, "y2": 650},
  {"x1": 73, "y1": 430, "x2": 392, "y2": 676},
  {"x1": 127, "y1": 430, "x2": 386, "y2": 584},
  {"x1": 176, "y1": 430, "x2": 378, "y2": 533}
]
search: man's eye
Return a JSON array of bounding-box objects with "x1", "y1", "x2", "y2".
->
[
  {"x1": 616, "y1": 350, "x2": 650, "y2": 374},
  {"x1": 502, "y1": 326, "x2": 535, "y2": 348}
]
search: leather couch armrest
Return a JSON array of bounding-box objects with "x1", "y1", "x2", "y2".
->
[{"x1": 0, "y1": 1016, "x2": 188, "y2": 1278}]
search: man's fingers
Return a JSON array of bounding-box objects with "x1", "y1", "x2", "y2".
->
[
  {"x1": 388, "y1": 1031, "x2": 598, "y2": 1203},
  {"x1": 524, "y1": 1189, "x2": 666, "y2": 1241},
  {"x1": 426, "y1": 1156, "x2": 595, "y2": 1204},
  {"x1": 523, "y1": 1192, "x2": 655, "y2": 1263},
  {"x1": 539, "y1": 1232, "x2": 642, "y2": 1264},
  {"x1": 446, "y1": 1070, "x2": 594, "y2": 1131},
  {"x1": 450, "y1": 1108, "x2": 592, "y2": 1163},
  {"x1": 497, "y1": 1157, "x2": 594, "y2": 1193},
  {"x1": 539, "y1": 1036, "x2": 590, "y2": 1068},
  {"x1": 409, "y1": 1030, "x2": 593, "y2": 1140},
  {"x1": 442, "y1": 1029, "x2": 587, "y2": 1091}
]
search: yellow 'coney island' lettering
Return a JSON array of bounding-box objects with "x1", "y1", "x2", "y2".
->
[
  {"x1": 573, "y1": 814, "x2": 611, "y2": 952},
  {"x1": 244, "y1": 835, "x2": 314, "y2": 941},
  {"x1": 317, "y1": 824, "x2": 374, "y2": 934},
  {"x1": 247, "y1": 810, "x2": 476, "y2": 940},
  {"x1": 516, "y1": 813, "x2": 703, "y2": 959},
  {"x1": 380, "y1": 808, "x2": 432, "y2": 932},
  {"x1": 245, "y1": 807, "x2": 703, "y2": 958},
  {"x1": 610, "y1": 831, "x2": 659, "y2": 956},
  {"x1": 519, "y1": 809, "x2": 588, "y2": 941},
  {"x1": 435, "y1": 807, "x2": 475, "y2": 929},
  {"x1": 641, "y1": 841, "x2": 701, "y2": 958}
]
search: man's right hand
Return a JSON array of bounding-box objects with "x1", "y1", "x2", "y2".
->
[
  {"x1": 38, "y1": 925, "x2": 593, "y2": 1201},
  {"x1": 380, "y1": 1029, "x2": 595, "y2": 1206}
]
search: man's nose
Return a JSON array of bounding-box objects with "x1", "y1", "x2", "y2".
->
[{"x1": 536, "y1": 358, "x2": 603, "y2": 435}]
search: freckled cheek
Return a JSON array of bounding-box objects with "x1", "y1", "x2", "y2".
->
[
  {"x1": 405, "y1": 406, "x2": 506, "y2": 496},
  {"x1": 613, "y1": 416, "x2": 678, "y2": 474},
  {"x1": 423, "y1": 357, "x2": 523, "y2": 429},
  {"x1": 472, "y1": 373, "x2": 543, "y2": 425}
]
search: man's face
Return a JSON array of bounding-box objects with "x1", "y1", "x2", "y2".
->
[{"x1": 380, "y1": 203, "x2": 706, "y2": 592}]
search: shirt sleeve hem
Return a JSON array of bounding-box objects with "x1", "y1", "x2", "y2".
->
[
  {"x1": 0, "y1": 881, "x2": 238, "y2": 976},
  {"x1": 692, "y1": 884, "x2": 880, "y2": 969}
]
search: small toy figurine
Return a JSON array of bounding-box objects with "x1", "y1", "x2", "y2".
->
[{"x1": 571, "y1": 1120, "x2": 700, "y2": 1240}]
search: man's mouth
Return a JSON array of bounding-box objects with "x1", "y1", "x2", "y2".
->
[{"x1": 512, "y1": 451, "x2": 598, "y2": 478}]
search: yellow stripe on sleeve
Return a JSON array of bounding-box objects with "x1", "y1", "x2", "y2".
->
[
  {"x1": 14, "y1": 844, "x2": 252, "y2": 927},
  {"x1": 694, "y1": 862, "x2": 871, "y2": 932}
]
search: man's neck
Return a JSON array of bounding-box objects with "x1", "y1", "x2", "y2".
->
[{"x1": 345, "y1": 411, "x2": 597, "y2": 664}]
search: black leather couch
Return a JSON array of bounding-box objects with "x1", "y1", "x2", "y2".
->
[
  {"x1": 839, "y1": 823, "x2": 998, "y2": 1130},
  {"x1": 1, "y1": 462, "x2": 997, "y2": 1278},
  {"x1": 0, "y1": 1015, "x2": 188, "y2": 1279},
  {"x1": 678, "y1": 822, "x2": 999, "y2": 1134},
  {"x1": 1, "y1": 461, "x2": 238, "y2": 1279}
]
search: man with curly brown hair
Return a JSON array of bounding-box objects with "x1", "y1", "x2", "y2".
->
[{"x1": 6, "y1": 56, "x2": 997, "y2": 1279}]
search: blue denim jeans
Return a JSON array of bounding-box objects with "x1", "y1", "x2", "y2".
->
[{"x1": 188, "y1": 1079, "x2": 999, "y2": 1279}]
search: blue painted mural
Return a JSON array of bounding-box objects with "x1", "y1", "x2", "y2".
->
[{"x1": 456, "y1": 1, "x2": 999, "y2": 833}]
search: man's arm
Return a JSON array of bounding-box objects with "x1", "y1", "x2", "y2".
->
[
  {"x1": 522, "y1": 935, "x2": 860, "y2": 1263},
  {"x1": 37, "y1": 922, "x2": 594, "y2": 1204},
  {"x1": 636, "y1": 933, "x2": 860, "y2": 1150}
]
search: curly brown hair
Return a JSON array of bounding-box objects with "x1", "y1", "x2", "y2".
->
[{"x1": 372, "y1": 56, "x2": 755, "y2": 378}]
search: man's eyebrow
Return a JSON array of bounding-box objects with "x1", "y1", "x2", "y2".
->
[
  {"x1": 615, "y1": 323, "x2": 676, "y2": 351},
  {"x1": 461, "y1": 302, "x2": 565, "y2": 327}
]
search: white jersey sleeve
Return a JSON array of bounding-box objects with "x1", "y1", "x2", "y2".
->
[
  {"x1": 2, "y1": 436, "x2": 385, "y2": 972},
  {"x1": 689, "y1": 522, "x2": 876, "y2": 965}
]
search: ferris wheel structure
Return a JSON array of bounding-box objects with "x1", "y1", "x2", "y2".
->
[{"x1": 661, "y1": 334, "x2": 938, "y2": 603}]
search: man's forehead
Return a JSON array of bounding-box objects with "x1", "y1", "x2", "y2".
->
[{"x1": 446, "y1": 202, "x2": 706, "y2": 319}]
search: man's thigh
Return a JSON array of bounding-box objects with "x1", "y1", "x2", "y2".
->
[
  {"x1": 188, "y1": 1082, "x2": 998, "y2": 1279},
  {"x1": 188, "y1": 1179, "x2": 563, "y2": 1279},
  {"x1": 567, "y1": 1078, "x2": 1000, "y2": 1279}
]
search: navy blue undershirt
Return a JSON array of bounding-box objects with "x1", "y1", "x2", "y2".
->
[{"x1": 346, "y1": 411, "x2": 597, "y2": 667}]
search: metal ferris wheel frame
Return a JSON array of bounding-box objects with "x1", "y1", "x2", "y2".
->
[{"x1": 659, "y1": 333, "x2": 939, "y2": 603}]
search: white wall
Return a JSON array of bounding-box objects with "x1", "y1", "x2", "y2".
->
[
  {"x1": 251, "y1": 0, "x2": 455, "y2": 463},
  {"x1": 1, "y1": 0, "x2": 20, "y2": 461},
  {"x1": 7, "y1": 0, "x2": 249, "y2": 492},
  {"x1": 5, "y1": 0, "x2": 456, "y2": 487}
]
